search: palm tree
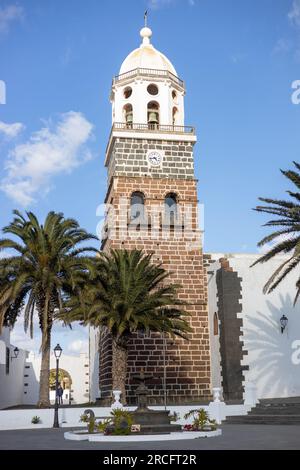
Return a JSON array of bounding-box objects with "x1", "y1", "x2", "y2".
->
[
  {"x1": 58, "y1": 249, "x2": 192, "y2": 402},
  {"x1": 0, "y1": 210, "x2": 97, "y2": 407},
  {"x1": 252, "y1": 161, "x2": 300, "y2": 304}
]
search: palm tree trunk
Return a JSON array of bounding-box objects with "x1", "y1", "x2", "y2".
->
[
  {"x1": 37, "y1": 329, "x2": 51, "y2": 408},
  {"x1": 112, "y1": 338, "x2": 128, "y2": 405}
]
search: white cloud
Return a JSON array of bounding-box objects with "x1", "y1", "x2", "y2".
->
[
  {"x1": 0, "y1": 120, "x2": 24, "y2": 138},
  {"x1": 230, "y1": 53, "x2": 246, "y2": 64},
  {"x1": 288, "y1": 0, "x2": 300, "y2": 27},
  {"x1": 61, "y1": 45, "x2": 72, "y2": 67},
  {"x1": 10, "y1": 328, "x2": 41, "y2": 354},
  {"x1": 258, "y1": 233, "x2": 296, "y2": 254},
  {"x1": 148, "y1": 0, "x2": 172, "y2": 9},
  {"x1": 148, "y1": 0, "x2": 195, "y2": 9},
  {"x1": 10, "y1": 309, "x2": 41, "y2": 353},
  {"x1": 10, "y1": 312, "x2": 88, "y2": 356},
  {"x1": 67, "y1": 339, "x2": 88, "y2": 354},
  {"x1": 272, "y1": 38, "x2": 292, "y2": 55},
  {"x1": 0, "y1": 111, "x2": 94, "y2": 206},
  {"x1": 0, "y1": 4, "x2": 23, "y2": 35}
]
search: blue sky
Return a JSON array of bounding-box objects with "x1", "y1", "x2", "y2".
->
[{"x1": 1, "y1": 0, "x2": 300, "y2": 354}]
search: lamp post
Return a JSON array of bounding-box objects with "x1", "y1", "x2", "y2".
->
[
  {"x1": 11, "y1": 347, "x2": 19, "y2": 360},
  {"x1": 280, "y1": 315, "x2": 288, "y2": 334},
  {"x1": 163, "y1": 333, "x2": 167, "y2": 411},
  {"x1": 53, "y1": 343, "x2": 62, "y2": 429}
]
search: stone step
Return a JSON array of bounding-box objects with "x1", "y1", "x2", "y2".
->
[
  {"x1": 226, "y1": 415, "x2": 300, "y2": 425},
  {"x1": 249, "y1": 407, "x2": 300, "y2": 415},
  {"x1": 257, "y1": 402, "x2": 300, "y2": 408},
  {"x1": 259, "y1": 397, "x2": 300, "y2": 405}
]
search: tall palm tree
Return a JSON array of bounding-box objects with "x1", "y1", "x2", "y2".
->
[
  {"x1": 58, "y1": 249, "x2": 192, "y2": 402},
  {"x1": 252, "y1": 161, "x2": 300, "y2": 304},
  {"x1": 0, "y1": 210, "x2": 97, "y2": 407}
]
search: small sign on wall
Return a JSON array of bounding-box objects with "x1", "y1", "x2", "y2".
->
[{"x1": 131, "y1": 424, "x2": 141, "y2": 433}]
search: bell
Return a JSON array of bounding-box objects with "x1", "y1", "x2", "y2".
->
[
  {"x1": 148, "y1": 112, "x2": 159, "y2": 124},
  {"x1": 126, "y1": 112, "x2": 133, "y2": 123}
]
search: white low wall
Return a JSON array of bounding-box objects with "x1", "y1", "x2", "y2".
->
[{"x1": 0, "y1": 403, "x2": 252, "y2": 430}]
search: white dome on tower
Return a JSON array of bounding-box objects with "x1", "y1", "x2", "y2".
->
[{"x1": 119, "y1": 27, "x2": 177, "y2": 76}]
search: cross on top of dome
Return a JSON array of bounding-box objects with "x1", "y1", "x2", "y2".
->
[{"x1": 119, "y1": 20, "x2": 177, "y2": 77}]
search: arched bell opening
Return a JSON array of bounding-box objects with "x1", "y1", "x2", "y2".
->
[
  {"x1": 123, "y1": 103, "x2": 133, "y2": 128},
  {"x1": 172, "y1": 106, "x2": 179, "y2": 126},
  {"x1": 147, "y1": 101, "x2": 160, "y2": 129}
]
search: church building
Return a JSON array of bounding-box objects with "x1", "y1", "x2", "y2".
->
[
  {"x1": 98, "y1": 24, "x2": 211, "y2": 405},
  {"x1": 90, "y1": 23, "x2": 300, "y2": 407}
]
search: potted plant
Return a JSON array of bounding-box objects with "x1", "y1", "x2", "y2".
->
[{"x1": 183, "y1": 408, "x2": 218, "y2": 432}]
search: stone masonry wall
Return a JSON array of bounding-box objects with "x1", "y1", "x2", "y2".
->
[
  {"x1": 107, "y1": 138, "x2": 195, "y2": 185},
  {"x1": 216, "y1": 258, "x2": 248, "y2": 402},
  {"x1": 98, "y1": 171, "x2": 212, "y2": 405}
]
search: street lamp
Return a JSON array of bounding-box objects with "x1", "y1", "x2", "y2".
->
[
  {"x1": 280, "y1": 315, "x2": 288, "y2": 334},
  {"x1": 11, "y1": 347, "x2": 19, "y2": 360},
  {"x1": 53, "y1": 343, "x2": 62, "y2": 428},
  {"x1": 163, "y1": 333, "x2": 167, "y2": 411}
]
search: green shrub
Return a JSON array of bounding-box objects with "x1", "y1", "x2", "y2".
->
[
  {"x1": 97, "y1": 418, "x2": 111, "y2": 433},
  {"x1": 80, "y1": 413, "x2": 96, "y2": 433},
  {"x1": 109, "y1": 409, "x2": 134, "y2": 435},
  {"x1": 79, "y1": 413, "x2": 89, "y2": 423},
  {"x1": 183, "y1": 408, "x2": 217, "y2": 431},
  {"x1": 97, "y1": 409, "x2": 134, "y2": 436},
  {"x1": 31, "y1": 416, "x2": 41, "y2": 424}
]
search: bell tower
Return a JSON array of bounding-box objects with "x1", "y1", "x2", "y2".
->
[
  {"x1": 99, "y1": 24, "x2": 212, "y2": 405},
  {"x1": 111, "y1": 27, "x2": 185, "y2": 129}
]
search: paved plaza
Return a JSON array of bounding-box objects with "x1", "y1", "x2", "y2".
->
[{"x1": 0, "y1": 424, "x2": 299, "y2": 450}]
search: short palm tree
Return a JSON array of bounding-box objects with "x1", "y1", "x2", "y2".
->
[
  {"x1": 252, "y1": 161, "x2": 300, "y2": 304},
  {"x1": 58, "y1": 249, "x2": 192, "y2": 402},
  {"x1": 0, "y1": 210, "x2": 97, "y2": 407}
]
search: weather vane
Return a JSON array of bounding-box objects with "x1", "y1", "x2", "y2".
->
[{"x1": 144, "y1": 10, "x2": 148, "y2": 27}]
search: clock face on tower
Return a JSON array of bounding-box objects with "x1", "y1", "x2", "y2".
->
[{"x1": 147, "y1": 150, "x2": 163, "y2": 167}]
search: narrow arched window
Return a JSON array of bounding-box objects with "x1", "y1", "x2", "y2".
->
[
  {"x1": 172, "y1": 107, "x2": 178, "y2": 126},
  {"x1": 147, "y1": 101, "x2": 159, "y2": 129},
  {"x1": 164, "y1": 193, "x2": 178, "y2": 227},
  {"x1": 214, "y1": 312, "x2": 219, "y2": 335},
  {"x1": 130, "y1": 191, "x2": 145, "y2": 223},
  {"x1": 123, "y1": 104, "x2": 133, "y2": 128}
]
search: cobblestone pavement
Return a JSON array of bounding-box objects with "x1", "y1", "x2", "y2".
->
[{"x1": 0, "y1": 424, "x2": 299, "y2": 450}]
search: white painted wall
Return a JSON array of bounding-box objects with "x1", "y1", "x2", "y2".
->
[
  {"x1": 112, "y1": 78, "x2": 185, "y2": 127},
  {"x1": 23, "y1": 352, "x2": 90, "y2": 406},
  {"x1": 0, "y1": 327, "x2": 90, "y2": 408},
  {"x1": 208, "y1": 253, "x2": 300, "y2": 400},
  {"x1": 89, "y1": 326, "x2": 100, "y2": 403},
  {"x1": 207, "y1": 267, "x2": 222, "y2": 393},
  {"x1": 0, "y1": 328, "x2": 27, "y2": 409}
]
